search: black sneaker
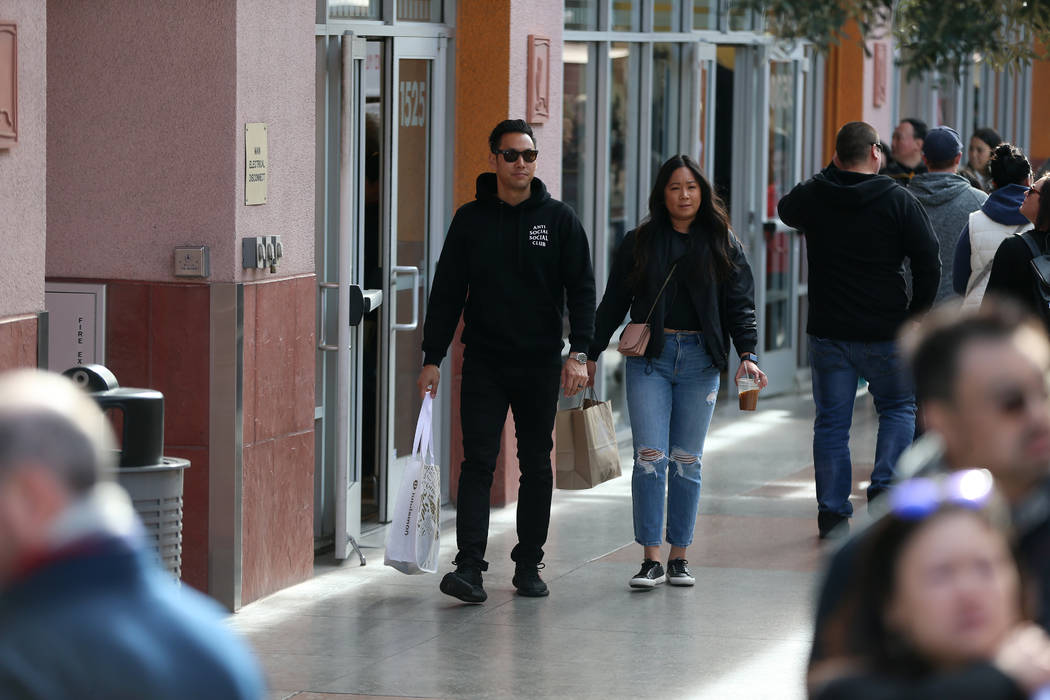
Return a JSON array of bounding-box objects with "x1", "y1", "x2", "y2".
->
[
  {"x1": 666, "y1": 558, "x2": 695, "y2": 586},
  {"x1": 629, "y1": 559, "x2": 665, "y2": 589},
  {"x1": 440, "y1": 563, "x2": 487, "y2": 604},
  {"x1": 818, "y1": 512, "x2": 850, "y2": 540},
  {"x1": 512, "y1": 562, "x2": 549, "y2": 597}
]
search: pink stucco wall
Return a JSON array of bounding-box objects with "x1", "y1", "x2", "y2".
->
[
  {"x1": 46, "y1": 1, "x2": 237, "y2": 282},
  {"x1": 863, "y1": 38, "x2": 894, "y2": 143},
  {"x1": 509, "y1": 0, "x2": 562, "y2": 198},
  {"x1": 235, "y1": 0, "x2": 314, "y2": 281},
  {"x1": 0, "y1": 1, "x2": 45, "y2": 317}
]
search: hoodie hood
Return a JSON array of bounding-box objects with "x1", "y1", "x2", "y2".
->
[
  {"x1": 475, "y1": 172, "x2": 551, "y2": 208},
  {"x1": 981, "y1": 183, "x2": 1030, "y2": 226},
  {"x1": 909, "y1": 172, "x2": 977, "y2": 206},
  {"x1": 812, "y1": 166, "x2": 901, "y2": 208}
]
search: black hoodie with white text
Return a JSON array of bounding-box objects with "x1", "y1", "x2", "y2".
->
[
  {"x1": 421, "y1": 173, "x2": 596, "y2": 368},
  {"x1": 778, "y1": 165, "x2": 940, "y2": 342}
]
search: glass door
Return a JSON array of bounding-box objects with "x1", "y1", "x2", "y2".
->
[{"x1": 379, "y1": 37, "x2": 445, "y2": 522}]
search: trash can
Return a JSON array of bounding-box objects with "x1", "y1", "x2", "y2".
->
[{"x1": 64, "y1": 364, "x2": 190, "y2": 579}]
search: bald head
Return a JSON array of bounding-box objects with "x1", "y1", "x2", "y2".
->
[{"x1": 0, "y1": 370, "x2": 116, "y2": 494}]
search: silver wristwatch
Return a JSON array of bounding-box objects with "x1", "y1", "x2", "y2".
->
[{"x1": 570, "y1": 352, "x2": 588, "y2": 364}]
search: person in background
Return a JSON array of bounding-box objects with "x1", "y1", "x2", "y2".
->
[
  {"x1": 587, "y1": 154, "x2": 764, "y2": 589},
  {"x1": 808, "y1": 299, "x2": 1050, "y2": 693},
  {"x1": 883, "y1": 118, "x2": 929, "y2": 186},
  {"x1": 961, "y1": 127, "x2": 1003, "y2": 192},
  {"x1": 953, "y1": 144, "x2": 1033, "y2": 312},
  {"x1": 778, "y1": 121, "x2": 939, "y2": 539},
  {"x1": 813, "y1": 475, "x2": 1050, "y2": 700},
  {"x1": 908, "y1": 126, "x2": 988, "y2": 302},
  {"x1": 984, "y1": 175, "x2": 1050, "y2": 332},
  {"x1": 418, "y1": 119, "x2": 596, "y2": 603},
  {"x1": 0, "y1": 369, "x2": 265, "y2": 699}
]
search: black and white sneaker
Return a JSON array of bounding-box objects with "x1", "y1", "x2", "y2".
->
[
  {"x1": 667, "y1": 558, "x2": 695, "y2": 586},
  {"x1": 629, "y1": 559, "x2": 665, "y2": 589}
]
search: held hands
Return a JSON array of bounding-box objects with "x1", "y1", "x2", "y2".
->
[
  {"x1": 562, "y1": 358, "x2": 589, "y2": 398},
  {"x1": 417, "y1": 364, "x2": 440, "y2": 399},
  {"x1": 734, "y1": 360, "x2": 768, "y2": 389}
]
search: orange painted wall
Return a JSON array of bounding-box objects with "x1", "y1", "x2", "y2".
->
[
  {"x1": 823, "y1": 22, "x2": 865, "y2": 163},
  {"x1": 1031, "y1": 51, "x2": 1050, "y2": 170}
]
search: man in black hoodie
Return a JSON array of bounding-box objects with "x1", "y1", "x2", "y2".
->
[
  {"x1": 417, "y1": 119, "x2": 596, "y2": 603},
  {"x1": 778, "y1": 121, "x2": 940, "y2": 539}
]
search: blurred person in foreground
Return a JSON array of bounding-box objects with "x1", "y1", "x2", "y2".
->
[
  {"x1": 0, "y1": 369, "x2": 265, "y2": 699},
  {"x1": 808, "y1": 298, "x2": 1050, "y2": 695},
  {"x1": 814, "y1": 473, "x2": 1050, "y2": 699}
]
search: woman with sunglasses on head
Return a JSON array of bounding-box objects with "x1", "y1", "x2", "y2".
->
[
  {"x1": 814, "y1": 472, "x2": 1050, "y2": 700},
  {"x1": 586, "y1": 155, "x2": 766, "y2": 589},
  {"x1": 984, "y1": 174, "x2": 1050, "y2": 331}
]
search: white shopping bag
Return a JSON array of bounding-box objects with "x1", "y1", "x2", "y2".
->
[{"x1": 384, "y1": 394, "x2": 441, "y2": 574}]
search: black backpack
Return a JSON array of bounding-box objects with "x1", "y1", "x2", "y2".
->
[{"x1": 1018, "y1": 231, "x2": 1050, "y2": 329}]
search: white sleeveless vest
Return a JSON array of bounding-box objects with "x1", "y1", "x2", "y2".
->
[{"x1": 961, "y1": 210, "x2": 1032, "y2": 312}]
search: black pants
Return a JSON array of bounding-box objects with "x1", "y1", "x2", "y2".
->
[{"x1": 456, "y1": 358, "x2": 561, "y2": 570}]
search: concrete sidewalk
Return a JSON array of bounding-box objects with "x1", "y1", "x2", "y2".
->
[{"x1": 229, "y1": 388, "x2": 883, "y2": 700}]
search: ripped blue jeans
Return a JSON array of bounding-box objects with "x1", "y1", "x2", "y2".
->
[{"x1": 626, "y1": 332, "x2": 720, "y2": 548}]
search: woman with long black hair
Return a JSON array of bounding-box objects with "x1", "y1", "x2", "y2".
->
[{"x1": 587, "y1": 155, "x2": 766, "y2": 589}]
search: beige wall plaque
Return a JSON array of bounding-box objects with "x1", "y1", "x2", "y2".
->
[
  {"x1": 245, "y1": 122, "x2": 268, "y2": 205},
  {"x1": 527, "y1": 35, "x2": 550, "y2": 125},
  {"x1": 0, "y1": 21, "x2": 17, "y2": 149}
]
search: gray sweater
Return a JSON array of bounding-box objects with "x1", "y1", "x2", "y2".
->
[{"x1": 909, "y1": 172, "x2": 988, "y2": 302}]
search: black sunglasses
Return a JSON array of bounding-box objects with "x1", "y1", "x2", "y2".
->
[
  {"x1": 493, "y1": 148, "x2": 539, "y2": 163},
  {"x1": 1026, "y1": 186, "x2": 1042, "y2": 198}
]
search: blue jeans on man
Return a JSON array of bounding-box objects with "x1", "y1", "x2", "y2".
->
[{"x1": 808, "y1": 336, "x2": 916, "y2": 524}]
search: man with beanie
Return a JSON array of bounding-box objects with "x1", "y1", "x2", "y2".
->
[
  {"x1": 909, "y1": 125, "x2": 989, "y2": 302},
  {"x1": 778, "y1": 121, "x2": 940, "y2": 539},
  {"x1": 417, "y1": 119, "x2": 596, "y2": 603}
]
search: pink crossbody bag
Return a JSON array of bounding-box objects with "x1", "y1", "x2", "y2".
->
[{"x1": 617, "y1": 263, "x2": 678, "y2": 357}]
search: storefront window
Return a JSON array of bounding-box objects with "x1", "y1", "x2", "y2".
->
[
  {"x1": 609, "y1": 43, "x2": 641, "y2": 268},
  {"x1": 330, "y1": 0, "x2": 381, "y2": 20},
  {"x1": 612, "y1": 0, "x2": 643, "y2": 31},
  {"x1": 397, "y1": 0, "x2": 442, "y2": 22},
  {"x1": 563, "y1": 42, "x2": 594, "y2": 221},
  {"x1": 728, "y1": 0, "x2": 755, "y2": 30},
  {"x1": 564, "y1": 0, "x2": 598, "y2": 29},
  {"x1": 693, "y1": 0, "x2": 718, "y2": 30},
  {"x1": 652, "y1": 0, "x2": 683, "y2": 32},
  {"x1": 765, "y1": 62, "x2": 797, "y2": 353},
  {"x1": 652, "y1": 43, "x2": 684, "y2": 169}
]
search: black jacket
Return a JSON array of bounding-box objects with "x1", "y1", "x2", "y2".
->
[
  {"x1": 421, "y1": 174, "x2": 596, "y2": 368},
  {"x1": 881, "y1": 158, "x2": 928, "y2": 187},
  {"x1": 778, "y1": 166, "x2": 940, "y2": 342},
  {"x1": 588, "y1": 224, "x2": 757, "y2": 370},
  {"x1": 984, "y1": 228, "x2": 1050, "y2": 332},
  {"x1": 814, "y1": 666, "x2": 1024, "y2": 700}
]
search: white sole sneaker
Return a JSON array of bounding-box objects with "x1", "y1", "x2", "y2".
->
[
  {"x1": 667, "y1": 575, "x2": 695, "y2": 586},
  {"x1": 629, "y1": 574, "x2": 666, "y2": 589}
]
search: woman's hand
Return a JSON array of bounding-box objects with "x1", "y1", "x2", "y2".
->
[
  {"x1": 586, "y1": 360, "x2": 597, "y2": 387},
  {"x1": 734, "y1": 359, "x2": 767, "y2": 389}
]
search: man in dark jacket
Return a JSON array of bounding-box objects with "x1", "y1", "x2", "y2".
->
[
  {"x1": 908, "y1": 126, "x2": 988, "y2": 302},
  {"x1": 417, "y1": 119, "x2": 596, "y2": 603},
  {"x1": 778, "y1": 121, "x2": 940, "y2": 539},
  {"x1": 882, "y1": 118, "x2": 929, "y2": 186},
  {"x1": 0, "y1": 370, "x2": 265, "y2": 699}
]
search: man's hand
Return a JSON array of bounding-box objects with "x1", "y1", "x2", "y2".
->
[
  {"x1": 417, "y1": 364, "x2": 440, "y2": 399},
  {"x1": 562, "y1": 358, "x2": 589, "y2": 397},
  {"x1": 585, "y1": 360, "x2": 597, "y2": 387}
]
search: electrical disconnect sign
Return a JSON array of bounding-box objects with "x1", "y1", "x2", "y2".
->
[{"x1": 245, "y1": 122, "x2": 268, "y2": 205}]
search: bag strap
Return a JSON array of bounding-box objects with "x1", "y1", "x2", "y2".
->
[
  {"x1": 1021, "y1": 230, "x2": 1043, "y2": 259},
  {"x1": 642, "y1": 263, "x2": 678, "y2": 325},
  {"x1": 412, "y1": 394, "x2": 434, "y2": 461}
]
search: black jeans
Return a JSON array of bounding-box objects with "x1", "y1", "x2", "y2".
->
[{"x1": 456, "y1": 358, "x2": 561, "y2": 570}]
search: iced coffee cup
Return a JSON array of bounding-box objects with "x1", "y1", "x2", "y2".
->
[{"x1": 737, "y1": 376, "x2": 760, "y2": 411}]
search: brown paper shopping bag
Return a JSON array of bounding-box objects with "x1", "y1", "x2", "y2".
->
[{"x1": 555, "y1": 392, "x2": 622, "y2": 490}]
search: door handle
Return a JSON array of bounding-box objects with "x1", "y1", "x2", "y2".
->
[{"x1": 392, "y1": 266, "x2": 420, "y2": 332}]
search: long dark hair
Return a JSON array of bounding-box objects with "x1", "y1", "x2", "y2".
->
[
  {"x1": 820, "y1": 503, "x2": 1022, "y2": 679},
  {"x1": 628, "y1": 155, "x2": 736, "y2": 291}
]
